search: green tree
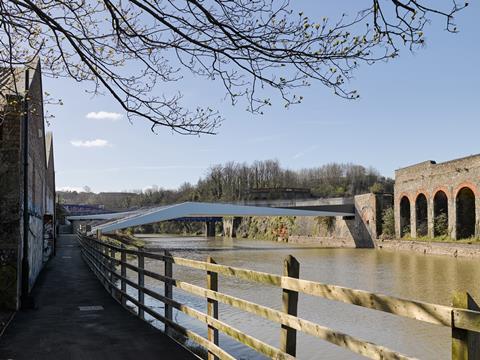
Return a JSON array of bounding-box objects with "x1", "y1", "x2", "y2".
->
[{"x1": 370, "y1": 182, "x2": 385, "y2": 194}]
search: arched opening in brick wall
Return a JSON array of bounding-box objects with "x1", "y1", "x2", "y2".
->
[
  {"x1": 415, "y1": 194, "x2": 428, "y2": 237},
  {"x1": 456, "y1": 187, "x2": 476, "y2": 239},
  {"x1": 433, "y1": 191, "x2": 449, "y2": 237},
  {"x1": 400, "y1": 196, "x2": 411, "y2": 237}
]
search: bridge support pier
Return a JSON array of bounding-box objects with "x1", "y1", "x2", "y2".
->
[
  {"x1": 223, "y1": 217, "x2": 241, "y2": 238},
  {"x1": 205, "y1": 221, "x2": 216, "y2": 237}
]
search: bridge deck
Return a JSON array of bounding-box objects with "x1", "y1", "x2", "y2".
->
[{"x1": 0, "y1": 234, "x2": 196, "y2": 360}]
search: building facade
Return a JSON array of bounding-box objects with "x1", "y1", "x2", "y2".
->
[
  {"x1": 0, "y1": 60, "x2": 55, "y2": 309},
  {"x1": 394, "y1": 155, "x2": 480, "y2": 240}
]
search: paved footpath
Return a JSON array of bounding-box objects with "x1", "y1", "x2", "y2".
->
[{"x1": 0, "y1": 234, "x2": 196, "y2": 360}]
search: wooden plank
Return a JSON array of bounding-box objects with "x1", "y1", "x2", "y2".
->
[
  {"x1": 170, "y1": 256, "x2": 283, "y2": 287},
  {"x1": 279, "y1": 277, "x2": 453, "y2": 328},
  {"x1": 143, "y1": 288, "x2": 294, "y2": 360},
  {"x1": 171, "y1": 278, "x2": 414, "y2": 360},
  {"x1": 280, "y1": 255, "x2": 299, "y2": 356},
  {"x1": 164, "y1": 250, "x2": 173, "y2": 335},
  {"x1": 454, "y1": 308, "x2": 480, "y2": 333},
  {"x1": 452, "y1": 292, "x2": 480, "y2": 360},
  {"x1": 207, "y1": 257, "x2": 219, "y2": 360}
]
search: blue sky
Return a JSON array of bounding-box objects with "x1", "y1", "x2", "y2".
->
[{"x1": 46, "y1": 1, "x2": 480, "y2": 193}]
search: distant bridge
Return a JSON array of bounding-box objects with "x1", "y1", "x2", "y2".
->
[{"x1": 66, "y1": 201, "x2": 354, "y2": 236}]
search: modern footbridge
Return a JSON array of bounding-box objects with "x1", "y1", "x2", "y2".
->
[{"x1": 66, "y1": 201, "x2": 355, "y2": 234}]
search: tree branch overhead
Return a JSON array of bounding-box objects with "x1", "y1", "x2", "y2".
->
[{"x1": 0, "y1": 0, "x2": 468, "y2": 134}]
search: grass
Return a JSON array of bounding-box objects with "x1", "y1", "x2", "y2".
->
[{"x1": 400, "y1": 235, "x2": 480, "y2": 244}]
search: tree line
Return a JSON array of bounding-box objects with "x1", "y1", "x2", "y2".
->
[{"x1": 58, "y1": 160, "x2": 393, "y2": 210}]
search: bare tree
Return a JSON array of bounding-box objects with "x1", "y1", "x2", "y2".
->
[{"x1": 0, "y1": 0, "x2": 467, "y2": 134}]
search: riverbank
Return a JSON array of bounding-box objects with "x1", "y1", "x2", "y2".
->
[
  {"x1": 246, "y1": 235, "x2": 480, "y2": 259},
  {"x1": 136, "y1": 231, "x2": 480, "y2": 259},
  {"x1": 376, "y1": 238, "x2": 480, "y2": 258}
]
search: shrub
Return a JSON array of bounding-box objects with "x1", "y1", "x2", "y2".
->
[
  {"x1": 434, "y1": 212, "x2": 448, "y2": 236},
  {"x1": 402, "y1": 224, "x2": 411, "y2": 237},
  {"x1": 417, "y1": 221, "x2": 428, "y2": 237},
  {"x1": 381, "y1": 207, "x2": 395, "y2": 238},
  {"x1": 315, "y1": 216, "x2": 335, "y2": 236}
]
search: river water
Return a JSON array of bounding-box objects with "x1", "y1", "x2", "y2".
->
[{"x1": 129, "y1": 235, "x2": 480, "y2": 359}]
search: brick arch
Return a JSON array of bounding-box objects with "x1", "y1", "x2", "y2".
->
[
  {"x1": 454, "y1": 182, "x2": 479, "y2": 198},
  {"x1": 414, "y1": 190, "x2": 430, "y2": 201},
  {"x1": 432, "y1": 186, "x2": 452, "y2": 200},
  {"x1": 455, "y1": 185, "x2": 477, "y2": 239},
  {"x1": 433, "y1": 189, "x2": 449, "y2": 237},
  {"x1": 398, "y1": 194, "x2": 412, "y2": 238},
  {"x1": 415, "y1": 192, "x2": 428, "y2": 237},
  {"x1": 397, "y1": 192, "x2": 413, "y2": 205}
]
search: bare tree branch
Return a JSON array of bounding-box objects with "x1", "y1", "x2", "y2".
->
[{"x1": 0, "y1": 0, "x2": 468, "y2": 134}]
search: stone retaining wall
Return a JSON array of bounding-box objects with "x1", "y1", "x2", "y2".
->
[
  {"x1": 376, "y1": 239, "x2": 480, "y2": 258},
  {"x1": 288, "y1": 235, "x2": 356, "y2": 248}
]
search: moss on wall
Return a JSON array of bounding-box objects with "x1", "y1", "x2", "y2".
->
[{"x1": 236, "y1": 216, "x2": 337, "y2": 241}]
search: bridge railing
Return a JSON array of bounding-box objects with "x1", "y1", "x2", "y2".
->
[{"x1": 77, "y1": 234, "x2": 480, "y2": 360}]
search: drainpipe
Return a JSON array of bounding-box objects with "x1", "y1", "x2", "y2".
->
[{"x1": 20, "y1": 68, "x2": 34, "y2": 309}]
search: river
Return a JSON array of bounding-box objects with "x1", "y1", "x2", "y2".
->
[{"x1": 127, "y1": 235, "x2": 480, "y2": 359}]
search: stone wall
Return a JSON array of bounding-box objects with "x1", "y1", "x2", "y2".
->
[
  {"x1": 26, "y1": 62, "x2": 48, "y2": 288},
  {"x1": 0, "y1": 61, "x2": 52, "y2": 309},
  {"x1": 227, "y1": 193, "x2": 392, "y2": 248},
  {"x1": 377, "y1": 239, "x2": 480, "y2": 258},
  {"x1": 0, "y1": 93, "x2": 23, "y2": 310},
  {"x1": 394, "y1": 155, "x2": 480, "y2": 240}
]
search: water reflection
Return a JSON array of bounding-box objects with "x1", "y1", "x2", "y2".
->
[{"x1": 131, "y1": 235, "x2": 480, "y2": 360}]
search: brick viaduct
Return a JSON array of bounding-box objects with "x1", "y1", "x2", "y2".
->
[{"x1": 394, "y1": 155, "x2": 480, "y2": 240}]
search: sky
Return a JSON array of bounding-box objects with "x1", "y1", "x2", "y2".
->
[{"x1": 45, "y1": 1, "x2": 480, "y2": 193}]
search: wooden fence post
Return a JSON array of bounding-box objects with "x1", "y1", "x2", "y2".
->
[
  {"x1": 110, "y1": 247, "x2": 117, "y2": 298},
  {"x1": 452, "y1": 291, "x2": 480, "y2": 360},
  {"x1": 207, "y1": 256, "x2": 219, "y2": 360},
  {"x1": 121, "y1": 244, "x2": 127, "y2": 307},
  {"x1": 95, "y1": 241, "x2": 101, "y2": 274},
  {"x1": 280, "y1": 255, "x2": 300, "y2": 357},
  {"x1": 101, "y1": 245, "x2": 107, "y2": 287},
  {"x1": 109, "y1": 247, "x2": 114, "y2": 283},
  {"x1": 138, "y1": 251, "x2": 145, "y2": 320},
  {"x1": 164, "y1": 250, "x2": 173, "y2": 335}
]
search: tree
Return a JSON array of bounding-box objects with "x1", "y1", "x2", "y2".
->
[
  {"x1": 0, "y1": 1, "x2": 467, "y2": 134},
  {"x1": 369, "y1": 182, "x2": 385, "y2": 194}
]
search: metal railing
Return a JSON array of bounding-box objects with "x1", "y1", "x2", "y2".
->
[{"x1": 78, "y1": 234, "x2": 480, "y2": 360}]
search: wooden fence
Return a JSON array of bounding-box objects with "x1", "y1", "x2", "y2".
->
[{"x1": 77, "y1": 234, "x2": 480, "y2": 359}]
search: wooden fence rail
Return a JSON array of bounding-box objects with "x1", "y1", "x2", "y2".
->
[{"x1": 77, "y1": 234, "x2": 480, "y2": 360}]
